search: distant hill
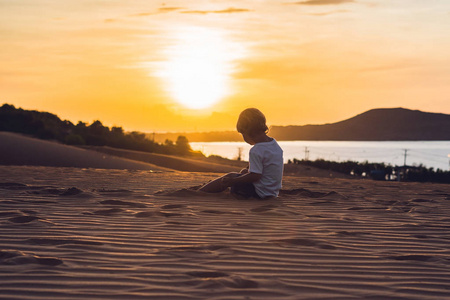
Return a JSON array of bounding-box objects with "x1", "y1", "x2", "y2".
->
[
  {"x1": 270, "y1": 108, "x2": 450, "y2": 141},
  {"x1": 154, "y1": 108, "x2": 450, "y2": 142}
]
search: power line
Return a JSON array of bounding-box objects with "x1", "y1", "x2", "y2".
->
[
  {"x1": 412, "y1": 149, "x2": 449, "y2": 158},
  {"x1": 412, "y1": 153, "x2": 447, "y2": 163},
  {"x1": 403, "y1": 149, "x2": 408, "y2": 166}
]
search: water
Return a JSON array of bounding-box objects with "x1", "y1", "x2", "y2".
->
[{"x1": 191, "y1": 141, "x2": 450, "y2": 171}]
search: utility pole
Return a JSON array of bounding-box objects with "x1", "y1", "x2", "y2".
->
[
  {"x1": 403, "y1": 149, "x2": 408, "y2": 166},
  {"x1": 237, "y1": 147, "x2": 243, "y2": 161},
  {"x1": 304, "y1": 147, "x2": 310, "y2": 161}
]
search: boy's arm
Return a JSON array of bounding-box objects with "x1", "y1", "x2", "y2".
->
[{"x1": 239, "y1": 166, "x2": 249, "y2": 174}]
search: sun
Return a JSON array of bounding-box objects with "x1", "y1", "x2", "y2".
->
[{"x1": 156, "y1": 27, "x2": 243, "y2": 110}]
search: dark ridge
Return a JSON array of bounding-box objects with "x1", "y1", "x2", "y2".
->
[{"x1": 270, "y1": 108, "x2": 450, "y2": 141}]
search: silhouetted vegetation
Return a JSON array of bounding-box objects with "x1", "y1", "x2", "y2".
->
[
  {"x1": 0, "y1": 104, "x2": 199, "y2": 157},
  {"x1": 288, "y1": 158, "x2": 450, "y2": 184},
  {"x1": 289, "y1": 158, "x2": 391, "y2": 177},
  {"x1": 152, "y1": 131, "x2": 241, "y2": 143},
  {"x1": 400, "y1": 166, "x2": 450, "y2": 184}
]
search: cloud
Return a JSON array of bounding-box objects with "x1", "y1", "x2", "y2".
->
[
  {"x1": 293, "y1": 0, "x2": 354, "y2": 5},
  {"x1": 106, "y1": 6, "x2": 182, "y2": 22},
  {"x1": 128, "y1": 7, "x2": 182, "y2": 18},
  {"x1": 307, "y1": 9, "x2": 349, "y2": 16},
  {"x1": 181, "y1": 7, "x2": 251, "y2": 14},
  {"x1": 130, "y1": 12, "x2": 154, "y2": 17},
  {"x1": 159, "y1": 7, "x2": 183, "y2": 13}
]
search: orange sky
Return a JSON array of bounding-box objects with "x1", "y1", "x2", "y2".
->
[{"x1": 1, "y1": 1, "x2": 450, "y2": 132}]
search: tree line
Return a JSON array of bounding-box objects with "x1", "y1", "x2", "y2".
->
[
  {"x1": 0, "y1": 104, "x2": 198, "y2": 156},
  {"x1": 288, "y1": 158, "x2": 450, "y2": 184}
]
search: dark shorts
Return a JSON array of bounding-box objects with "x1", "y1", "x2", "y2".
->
[{"x1": 230, "y1": 182, "x2": 261, "y2": 199}]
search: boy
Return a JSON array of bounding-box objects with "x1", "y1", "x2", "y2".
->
[{"x1": 199, "y1": 108, "x2": 283, "y2": 199}]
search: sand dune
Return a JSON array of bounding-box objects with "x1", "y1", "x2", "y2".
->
[
  {"x1": 0, "y1": 132, "x2": 170, "y2": 171},
  {"x1": 0, "y1": 132, "x2": 351, "y2": 178},
  {"x1": 85, "y1": 146, "x2": 245, "y2": 173},
  {"x1": 1, "y1": 165, "x2": 449, "y2": 299},
  {"x1": 0, "y1": 132, "x2": 246, "y2": 173}
]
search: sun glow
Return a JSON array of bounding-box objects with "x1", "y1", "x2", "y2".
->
[{"x1": 157, "y1": 27, "x2": 243, "y2": 110}]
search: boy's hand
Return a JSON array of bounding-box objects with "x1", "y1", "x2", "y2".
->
[{"x1": 240, "y1": 167, "x2": 249, "y2": 174}]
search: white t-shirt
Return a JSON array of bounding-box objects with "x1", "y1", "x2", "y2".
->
[{"x1": 248, "y1": 139, "x2": 283, "y2": 198}]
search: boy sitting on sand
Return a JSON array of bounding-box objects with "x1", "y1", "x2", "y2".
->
[{"x1": 199, "y1": 108, "x2": 283, "y2": 199}]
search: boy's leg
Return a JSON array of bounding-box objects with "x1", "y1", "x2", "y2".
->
[
  {"x1": 199, "y1": 172, "x2": 241, "y2": 193},
  {"x1": 230, "y1": 182, "x2": 259, "y2": 199}
]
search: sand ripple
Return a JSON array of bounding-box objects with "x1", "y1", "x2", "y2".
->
[{"x1": 0, "y1": 166, "x2": 450, "y2": 299}]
